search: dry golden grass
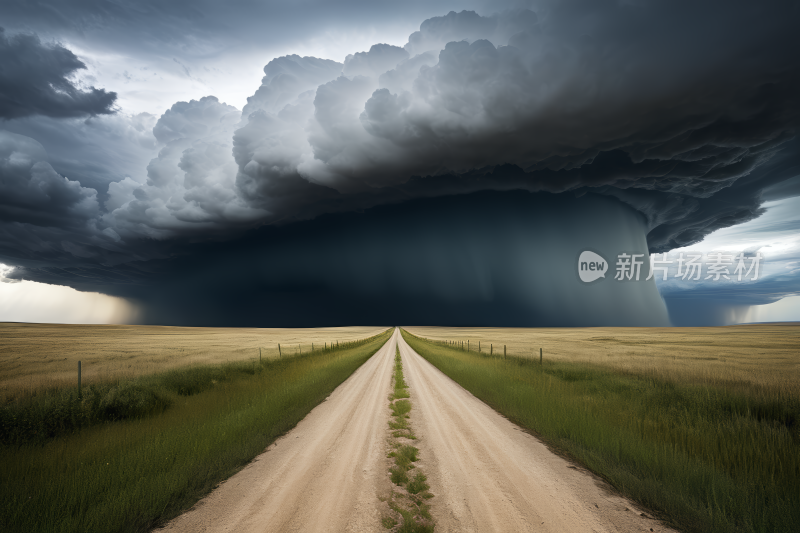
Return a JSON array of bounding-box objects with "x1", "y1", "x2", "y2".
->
[
  {"x1": 404, "y1": 324, "x2": 800, "y2": 402},
  {"x1": 0, "y1": 323, "x2": 386, "y2": 400}
]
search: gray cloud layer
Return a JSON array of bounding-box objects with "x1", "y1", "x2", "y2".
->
[
  {"x1": 1, "y1": 1, "x2": 799, "y2": 324},
  {"x1": 93, "y1": 2, "x2": 798, "y2": 243},
  {"x1": 0, "y1": 28, "x2": 117, "y2": 119}
]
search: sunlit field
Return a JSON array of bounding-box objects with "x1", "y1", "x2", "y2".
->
[
  {"x1": 1, "y1": 327, "x2": 392, "y2": 533},
  {"x1": 0, "y1": 323, "x2": 385, "y2": 401},
  {"x1": 404, "y1": 324, "x2": 800, "y2": 403},
  {"x1": 401, "y1": 325, "x2": 800, "y2": 533}
]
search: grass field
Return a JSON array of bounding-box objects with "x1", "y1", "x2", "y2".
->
[
  {"x1": 1, "y1": 327, "x2": 391, "y2": 533},
  {"x1": 0, "y1": 323, "x2": 385, "y2": 401},
  {"x1": 404, "y1": 325, "x2": 800, "y2": 403},
  {"x1": 401, "y1": 326, "x2": 800, "y2": 533}
]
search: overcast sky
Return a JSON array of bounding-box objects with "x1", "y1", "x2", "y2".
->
[{"x1": 1, "y1": 0, "x2": 798, "y2": 326}]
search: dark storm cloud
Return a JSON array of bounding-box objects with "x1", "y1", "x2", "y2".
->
[
  {"x1": 0, "y1": 28, "x2": 116, "y2": 119},
  {"x1": 7, "y1": 1, "x2": 800, "y2": 249},
  {"x1": 8, "y1": 191, "x2": 671, "y2": 327},
  {"x1": 186, "y1": 0, "x2": 800, "y2": 243},
  {"x1": 1, "y1": 0, "x2": 800, "y2": 326},
  {"x1": 0, "y1": 113, "x2": 157, "y2": 193},
  {"x1": 0, "y1": 131, "x2": 99, "y2": 227}
]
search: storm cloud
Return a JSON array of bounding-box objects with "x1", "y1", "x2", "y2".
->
[
  {"x1": 1, "y1": 0, "x2": 799, "y2": 325},
  {"x1": 89, "y1": 1, "x2": 800, "y2": 241},
  {"x1": 0, "y1": 28, "x2": 117, "y2": 119}
]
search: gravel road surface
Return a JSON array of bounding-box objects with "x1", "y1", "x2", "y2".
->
[{"x1": 162, "y1": 329, "x2": 672, "y2": 532}]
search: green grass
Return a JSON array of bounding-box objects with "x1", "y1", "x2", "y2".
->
[
  {"x1": 384, "y1": 346, "x2": 433, "y2": 532},
  {"x1": 0, "y1": 329, "x2": 391, "y2": 533},
  {"x1": 1, "y1": 332, "x2": 386, "y2": 446},
  {"x1": 401, "y1": 329, "x2": 800, "y2": 533}
]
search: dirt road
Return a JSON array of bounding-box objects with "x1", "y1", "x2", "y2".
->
[
  {"x1": 161, "y1": 332, "x2": 397, "y2": 533},
  {"x1": 163, "y1": 329, "x2": 671, "y2": 532},
  {"x1": 397, "y1": 332, "x2": 672, "y2": 533}
]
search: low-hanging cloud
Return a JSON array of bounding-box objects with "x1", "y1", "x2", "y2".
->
[
  {"x1": 1, "y1": 0, "x2": 799, "y2": 325},
  {"x1": 0, "y1": 28, "x2": 117, "y2": 119}
]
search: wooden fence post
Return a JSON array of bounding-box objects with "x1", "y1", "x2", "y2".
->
[
  {"x1": 78, "y1": 360, "x2": 82, "y2": 397},
  {"x1": 540, "y1": 347, "x2": 543, "y2": 365},
  {"x1": 490, "y1": 344, "x2": 493, "y2": 356},
  {"x1": 259, "y1": 347, "x2": 262, "y2": 364},
  {"x1": 278, "y1": 343, "x2": 281, "y2": 358},
  {"x1": 504, "y1": 345, "x2": 506, "y2": 358}
]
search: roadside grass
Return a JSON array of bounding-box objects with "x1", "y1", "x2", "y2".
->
[
  {"x1": 402, "y1": 325, "x2": 800, "y2": 403},
  {"x1": 0, "y1": 323, "x2": 386, "y2": 401},
  {"x1": 383, "y1": 346, "x2": 433, "y2": 533},
  {"x1": 0, "y1": 329, "x2": 391, "y2": 533},
  {"x1": 401, "y1": 329, "x2": 800, "y2": 533},
  {"x1": 1, "y1": 332, "x2": 385, "y2": 446}
]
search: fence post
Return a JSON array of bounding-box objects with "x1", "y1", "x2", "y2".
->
[
  {"x1": 468, "y1": 340, "x2": 470, "y2": 351},
  {"x1": 278, "y1": 343, "x2": 281, "y2": 358},
  {"x1": 78, "y1": 360, "x2": 82, "y2": 397},
  {"x1": 490, "y1": 344, "x2": 493, "y2": 356},
  {"x1": 478, "y1": 341, "x2": 480, "y2": 352},
  {"x1": 540, "y1": 347, "x2": 543, "y2": 365},
  {"x1": 259, "y1": 347, "x2": 262, "y2": 364},
  {"x1": 504, "y1": 345, "x2": 506, "y2": 358},
  {"x1": 299, "y1": 343, "x2": 301, "y2": 354}
]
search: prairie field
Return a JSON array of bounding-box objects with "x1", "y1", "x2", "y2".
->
[
  {"x1": 1, "y1": 326, "x2": 392, "y2": 533},
  {"x1": 401, "y1": 326, "x2": 800, "y2": 533},
  {"x1": 0, "y1": 323, "x2": 385, "y2": 400},
  {"x1": 404, "y1": 324, "x2": 800, "y2": 402}
]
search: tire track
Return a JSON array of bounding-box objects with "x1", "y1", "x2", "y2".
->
[
  {"x1": 398, "y1": 332, "x2": 675, "y2": 533},
  {"x1": 161, "y1": 332, "x2": 397, "y2": 533}
]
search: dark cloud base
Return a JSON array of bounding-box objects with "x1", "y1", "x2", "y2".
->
[{"x1": 12, "y1": 190, "x2": 670, "y2": 327}]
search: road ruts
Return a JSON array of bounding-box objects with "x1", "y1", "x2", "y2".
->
[
  {"x1": 397, "y1": 332, "x2": 675, "y2": 533},
  {"x1": 160, "y1": 331, "x2": 398, "y2": 533},
  {"x1": 163, "y1": 328, "x2": 674, "y2": 533}
]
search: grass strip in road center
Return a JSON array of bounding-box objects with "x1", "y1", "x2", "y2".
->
[
  {"x1": 1, "y1": 328, "x2": 392, "y2": 533},
  {"x1": 400, "y1": 328, "x2": 799, "y2": 533},
  {"x1": 382, "y1": 345, "x2": 434, "y2": 533}
]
